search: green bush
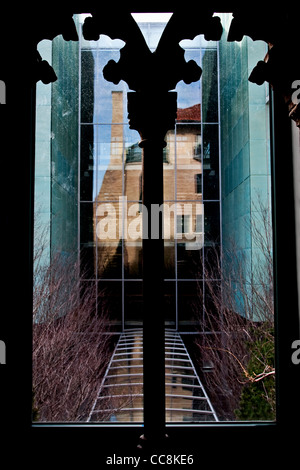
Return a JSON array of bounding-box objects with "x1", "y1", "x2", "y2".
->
[{"x1": 235, "y1": 328, "x2": 276, "y2": 420}]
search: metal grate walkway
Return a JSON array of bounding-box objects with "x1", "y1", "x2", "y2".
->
[{"x1": 88, "y1": 329, "x2": 218, "y2": 423}]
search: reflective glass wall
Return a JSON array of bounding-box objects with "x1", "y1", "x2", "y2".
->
[
  {"x1": 34, "y1": 12, "x2": 274, "y2": 422},
  {"x1": 34, "y1": 11, "x2": 272, "y2": 338},
  {"x1": 79, "y1": 14, "x2": 221, "y2": 331}
]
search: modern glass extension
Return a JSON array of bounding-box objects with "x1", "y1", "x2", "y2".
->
[{"x1": 33, "y1": 13, "x2": 275, "y2": 424}]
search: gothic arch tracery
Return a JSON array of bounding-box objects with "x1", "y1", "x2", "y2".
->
[{"x1": 33, "y1": 6, "x2": 300, "y2": 126}]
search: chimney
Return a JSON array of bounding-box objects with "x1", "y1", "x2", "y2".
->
[{"x1": 110, "y1": 91, "x2": 123, "y2": 165}]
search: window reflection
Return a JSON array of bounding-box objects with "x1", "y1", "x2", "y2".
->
[
  {"x1": 203, "y1": 124, "x2": 219, "y2": 200},
  {"x1": 176, "y1": 124, "x2": 202, "y2": 201},
  {"x1": 201, "y1": 49, "x2": 218, "y2": 123},
  {"x1": 95, "y1": 202, "x2": 122, "y2": 279},
  {"x1": 80, "y1": 125, "x2": 94, "y2": 201},
  {"x1": 124, "y1": 281, "x2": 143, "y2": 328},
  {"x1": 98, "y1": 281, "x2": 122, "y2": 327},
  {"x1": 78, "y1": 16, "x2": 222, "y2": 334},
  {"x1": 34, "y1": 13, "x2": 274, "y2": 424}
]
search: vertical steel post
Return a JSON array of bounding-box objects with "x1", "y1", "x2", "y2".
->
[
  {"x1": 93, "y1": 8, "x2": 205, "y2": 444},
  {"x1": 128, "y1": 91, "x2": 177, "y2": 443},
  {"x1": 141, "y1": 137, "x2": 165, "y2": 441}
]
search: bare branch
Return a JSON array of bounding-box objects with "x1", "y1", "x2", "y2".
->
[
  {"x1": 32, "y1": 223, "x2": 116, "y2": 421},
  {"x1": 194, "y1": 197, "x2": 275, "y2": 420}
]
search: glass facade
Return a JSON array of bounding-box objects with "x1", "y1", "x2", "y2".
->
[
  {"x1": 34, "y1": 13, "x2": 274, "y2": 423},
  {"x1": 78, "y1": 14, "x2": 221, "y2": 331},
  {"x1": 219, "y1": 14, "x2": 271, "y2": 319},
  {"x1": 35, "y1": 24, "x2": 79, "y2": 265}
]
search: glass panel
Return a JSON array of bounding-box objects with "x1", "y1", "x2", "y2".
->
[
  {"x1": 201, "y1": 48, "x2": 218, "y2": 122},
  {"x1": 124, "y1": 281, "x2": 143, "y2": 328},
  {"x1": 204, "y1": 201, "x2": 220, "y2": 247},
  {"x1": 124, "y1": 201, "x2": 143, "y2": 279},
  {"x1": 161, "y1": 201, "x2": 176, "y2": 279},
  {"x1": 203, "y1": 124, "x2": 220, "y2": 200},
  {"x1": 98, "y1": 281, "x2": 122, "y2": 328},
  {"x1": 124, "y1": 127, "x2": 142, "y2": 201},
  {"x1": 164, "y1": 132, "x2": 175, "y2": 201},
  {"x1": 176, "y1": 201, "x2": 204, "y2": 279},
  {"x1": 176, "y1": 123, "x2": 202, "y2": 201},
  {"x1": 80, "y1": 244, "x2": 96, "y2": 280},
  {"x1": 164, "y1": 281, "x2": 176, "y2": 328},
  {"x1": 80, "y1": 202, "x2": 96, "y2": 279},
  {"x1": 50, "y1": 34, "x2": 79, "y2": 257},
  {"x1": 164, "y1": 235, "x2": 175, "y2": 280},
  {"x1": 95, "y1": 202, "x2": 122, "y2": 278},
  {"x1": 178, "y1": 281, "x2": 202, "y2": 331},
  {"x1": 203, "y1": 281, "x2": 222, "y2": 331},
  {"x1": 81, "y1": 49, "x2": 128, "y2": 124},
  {"x1": 94, "y1": 124, "x2": 123, "y2": 201},
  {"x1": 176, "y1": 49, "x2": 201, "y2": 112},
  {"x1": 177, "y1": 243, "x2": 203, "y2": 280},
  {"x1": 80, "y1": 124, "x2": 95, "y2": 201},
  {"x1": 81, "y1": 50, "x2": 95, "y2": 123}
]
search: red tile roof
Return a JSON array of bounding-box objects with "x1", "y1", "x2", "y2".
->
[{"x1": 177, "y1": 103, "x2": 201, "y2": 122}]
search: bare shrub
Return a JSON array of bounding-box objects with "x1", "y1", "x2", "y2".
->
[
  {"x1": 195, "y1": 197, "x2": 275, "y2": 420},
  {"x1": 32, "y1": 227, "x2": 114, "y2": 421}
]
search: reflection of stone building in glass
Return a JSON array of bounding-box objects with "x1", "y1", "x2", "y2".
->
[
  {"x1": 94, "y1": 91, "x2": 204, "y2": 283},
  {"x1": 35, "y1": 13, "x2": 271, "y2": 331},
  {"x1": 34, "y1": 13, "x2": 273, "y2": 423}
]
